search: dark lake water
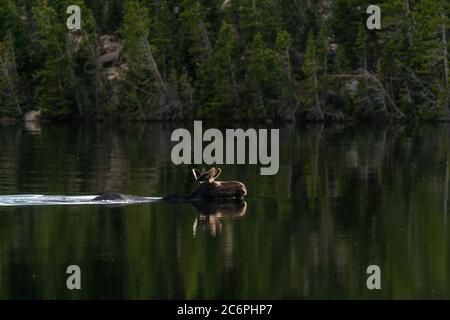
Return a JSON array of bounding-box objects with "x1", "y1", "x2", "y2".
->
[{"x1": 0, "y1": 122, "x2": 450, "y2": 299}]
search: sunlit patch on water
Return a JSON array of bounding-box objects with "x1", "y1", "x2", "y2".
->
[{"x1": 0, "y1": 195, "x2": 161, "y2": 207}]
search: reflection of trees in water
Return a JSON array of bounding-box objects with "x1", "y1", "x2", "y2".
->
[
  {"x1": 0, "y1": 123, "x2": 178, "y2": 194},
  {"x1": 0, "y1": 124, "x2": 23, "y2": 193},
  {"x1": 281, "y1": 124, "x2": 450, "y2": 298},
  {"x1": 1, "y1": 124, "x2": 450, "y2": 298}
]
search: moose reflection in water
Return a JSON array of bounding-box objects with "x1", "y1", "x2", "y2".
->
[{"x1": 190, "y1": 200, "x2": 248, "y2": 237}]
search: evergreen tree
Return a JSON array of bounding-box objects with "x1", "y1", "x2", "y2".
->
[
  {"x1": 330, "y1": 0, "x2": 370, "y2": 66},
  {"x1": 196, "y1": 21, "x2": 239, "y2": 118},
  {"x1": 32, "y1": 2, "x2": 78, "y2": 119},
  {"x1": 105, "y1": 0, "x2": 124, "y2": 32},
  {"x1": 233, "y1": 0, "x2": 283, "y2": 45},
  {"x1": 301, "y1": 32, "x2": 324, "y2": 121},
  {"x1": 246, "y1": 33, "x2": 285, "y2": 120},
  {"x1": 317, "y1": 22, "x2": 329, "y2": 76},
  {"x1": 0, "y1": 0, "x2": 27, "y2": 69},
  {"x1": 85, "y1": 0, "x2": 106, "y2": 31},
  {"x1": 275, "y1": 30, "x2": 299, "y2": 119},
  {"x1": 143, "y1": 0, "x2": 179, "y2": 79},
  {"x1": 355, "y1": 26, "x2": 369, "y2": 72},
  {"x1": 278, "y1": 0, "x2": 318, "y2": 49},
  {"x1": 70, "y1": 1, "x2": 99, "y2": 116},
  {"x1": 121, "y1": 0, "x2": 181, "y2": 120},
  {"x1": 178, "y1": 0, "x2": 211, "y2": 72},
  {"x1": 0, "y1": 33, "x2": 25, "y2": 117},
  {"x1": 415, "y1": 0, "x2": 450, "y2": 112},
  {"x1": 335, "y1": 45, "x2": 351, "y2": 73}
]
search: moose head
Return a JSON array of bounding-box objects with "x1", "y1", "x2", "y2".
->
[{"x1": 190, "y1": 167, "x2": 247, "y2": 199}]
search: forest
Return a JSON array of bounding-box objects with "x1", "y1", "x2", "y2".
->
[{"x1": 0, "y1": 0, "x2": 449, "y2": 122}]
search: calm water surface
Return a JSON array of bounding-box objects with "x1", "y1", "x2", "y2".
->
[{"x1": 0, "y1": 122, "x2": 449, "y2": 299}]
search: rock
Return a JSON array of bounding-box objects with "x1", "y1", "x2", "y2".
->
[
  {"x1": 99, "y1": 35, "x2": 122, "y2": 54},
  {"x1": 106, "y1": 67, "x2": 121, "y2": 81},
  {"x1": 97, "y1": 51, "x2": 120, "y2": 66},
  {"x1": 24, "y1": 110, "x2": 41, "y2": 122},
  {"x1": 97, "y1": 34, "x2": 122, "y2": 67}
]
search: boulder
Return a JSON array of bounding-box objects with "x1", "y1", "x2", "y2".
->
[{"x1": 97, "y1": 51, "x2": 120, "y2": 66}]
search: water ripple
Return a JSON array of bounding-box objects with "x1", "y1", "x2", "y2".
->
[{"x1": 0, "y1": 194, "x2": 161, "y2": 207}]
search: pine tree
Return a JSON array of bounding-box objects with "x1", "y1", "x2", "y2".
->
[
  {"x1": 32, "y1": 2, "x2": 78, "y2": 119},
  {"x1": 196, "y1": 21, "x2": 239, "y2": 118},
  {"x1": 317, "y1": 22, "x2": 329, "y2": 76},
  {"x1": 142, "y1": 0, "x2": 179, "y2": 79},
  {"x1": 335, "y1": 45, "x2": 351, "y2": 73},
  {"x1": 0, "y1": 33, "x2": 25, "y2": 117},
  {"x1": 121, "y1": 0, "x2": 181, "y2": 120},
  {"x1": 105, "y1": 0, "x2": 124, "y2": 32},
  {"x1": 178, "y1": 0, "x2": 211, "y2": 72},
  {"x1": 247, "y1": 34, "x2": 268, "y2": 119},
  {"x1": 415, "y1": 0, "x2": 450, "y2": 113},
  {"x1": 85, "y1": 0, "x2": 106, "y2": 31},
  {"x1": 355, "y1": 26, "x2": 370, "y2": 72},
  {"x1": 246, "y1": 33, "x2": 285, "y2": 120},
  {"x1": 278, "y1": 0, "x2": 318, "y2": 49},
  {"x1": 275, "y1": 30, "x2": 293, "y2": 79},
  {"x1": 377, "y1": 1, "x2": 418, "y2": 115},
  {"x1": 330, "y1": 0, "x2": 368, "y2": 67},
  {"x1": 301, "y1": 32, "x2": 324, "y2": 121},
  {"x1": 121, "y1": 0, "x2": 153, "y2": 119},
  {"x1": 0, "y1": 0, "x2": 27, "y2": 70},
  {"x1": 233, "y1": 0, "x2": 283, "y2": 45},
  {"x1": 275, "y1": 30, "x2": 299, "y2": 119},
  {"x1": 70, "y1": 1, "x2": 99, "y2": 116}
]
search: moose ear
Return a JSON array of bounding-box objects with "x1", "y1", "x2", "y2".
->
[
  {"x1": 212, "y1": 168, "x2": 222, "y2": 181},
  {"x1": 192, "y1": 168, "x2": 201, "y2": 180},
  {"x1": 209, "y1": 167, "x2": 219, "y2": 181}
]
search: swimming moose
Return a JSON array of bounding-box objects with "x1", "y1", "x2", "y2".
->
[{"x1": 93, "y1": 167, "x2": 247, "y2": 203}]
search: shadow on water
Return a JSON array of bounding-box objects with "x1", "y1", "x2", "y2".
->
[{"x1": 0, "y1": 122, "x2": 450, "y2": 299}]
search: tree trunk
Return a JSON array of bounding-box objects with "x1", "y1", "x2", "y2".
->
[
  {"x1": 198, "y1": 20, "x2": 212, "y2": 54},
  {"x1": 442, "y1": 21, "x2": 449, "y2": 110},
  {"x1": 143, "y1": 37, "x2": 167, "y2": 92},
  {"x1": 405, "y1": 0, "x2": 413, "y2": 47},
  {"x1": 311, "y1": 55, "x2": 324, "y2": 120}
]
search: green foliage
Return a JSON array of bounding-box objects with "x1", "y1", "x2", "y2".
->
[
  {"x1": 335, "y1": 45, "x2": 351, "y2": 73},
  {"x1": 32, "y1": 3, "x2": 77, "y2": 118},
  {"x1": 106, "y1": 0, "x2": 124, "y2": 32},
  {"x1": 300, "y1": 32, "x2": 326, "y2": 120},
  {"x1": 0, "y1": 0, "x2": 27, "y2": 69},
  {"x1": 0, "y1": 34, "x2": 25, "y2": 117},
  {"x1": 120, "y1": 0, "x2": 153, "y2": 118},
  {"x1": 0, "y1": 0, "x2": 449, "y2": 122},
  {"x1": 329, "y1": 0, "x2": 366, "y2": 66},
  {"x1": 196, "y1": 21, "x2": 239, "y2": 118},
  {"x1": 246, "y1": 33, "x2": 287, "y2": 120},
  {"x1": 32, "y1": 1, "x2": 97, "y2": 120}
]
